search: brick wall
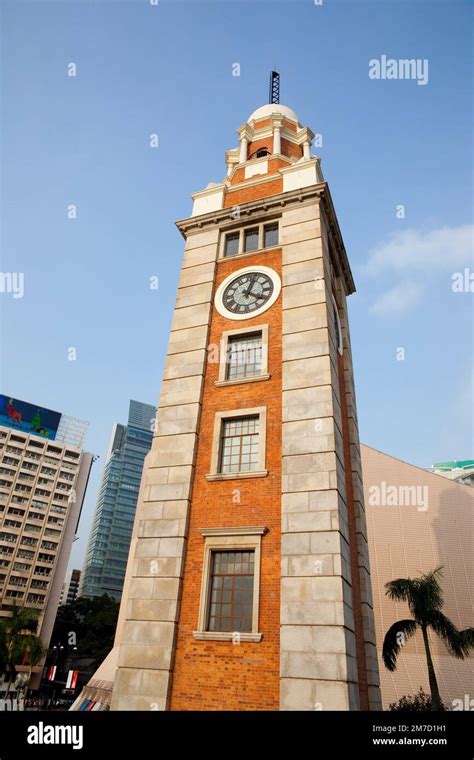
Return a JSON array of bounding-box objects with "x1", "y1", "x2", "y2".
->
[
  {"x1": 247, "y1": 136, "x2": 274, "y2": 159},
  {"x1": 281, "y1": 138, "x2": 302, "y2": 161},
  {"x1": 170, "y1": 248, "x2": 282, "y2": 711},
  {"x1": 229, "y1": 160, "x2": 290, "y2": 188},
  {"x1": 224, "y1": 178, "x2": 283, "y2": 208},
  {"x1": 252, "y1": 118, "x2": 271, "y2": 130}
]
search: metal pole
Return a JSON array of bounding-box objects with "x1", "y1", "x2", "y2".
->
[{"x1": 269, "y1": 71, "x2": 280, "y2": 105}]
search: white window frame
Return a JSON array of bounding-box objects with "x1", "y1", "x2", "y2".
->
[
  {"x1": 193, "y1": 526, "x2": 266, "y2": 643},
  {"x1": 206, "y1": 406, "x2": 267, "y2": 481},
  {"x1": 215, "y1": 324, "x2": 270, "y2": 387},
  {"x1": 219, "y1": 219, "x2": 281, "y2": 260}
]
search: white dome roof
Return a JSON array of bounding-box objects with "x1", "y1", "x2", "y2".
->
[{"x1": 248, "y1": 103, "x2": 299, "y2": 124}]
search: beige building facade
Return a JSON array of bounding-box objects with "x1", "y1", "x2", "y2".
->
[{"x1": 362, "y1": 444, "x2": 474, "y2": 709}]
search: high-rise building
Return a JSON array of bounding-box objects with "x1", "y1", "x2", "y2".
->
[
  {"x1": 59, "y1": 568, "x2": 81, "y2": 606},
  {"x1": 362, "y1": 445, "x2": 474, "y2": 709},
  {"x1": 79, "y1": 400, "x2": 155, "y2": 602},
  {"x1": 0, "y1": 395, "x2": 92, "y2": 688},
  {"x1": 75, "y1": 92, "x2": 382, "y2": 711}
]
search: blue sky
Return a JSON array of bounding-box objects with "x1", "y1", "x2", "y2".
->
[{"x1": 1, "y1": 0, "x2": 472, "y2": 570}]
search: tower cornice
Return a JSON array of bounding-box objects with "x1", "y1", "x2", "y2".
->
[{"x1": 237, "y1": 124, "x2": 253, "y2": 140}]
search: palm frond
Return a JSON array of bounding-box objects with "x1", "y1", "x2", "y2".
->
[
  {"x1": 382, "y1": 619, "x2": 418, "y2": 671},
  {"x1": 9, "y1": 634, "x2": 46, "y2": 669},
  {"x1": 426, "y1": 610, "x2": 466, "y2": 657},
  {"x1": 6, "y1": 605, "x2": 40, "y2": 636},
  {"x1": 385, "y1": 568, "x2": 444, "y2": 621},
  {"x1": 427, "y1": 613, "x2": 474, "y2": 660},
  {"x1": 418, "y1": 567, "x2": 444, "y2": 613},
  {"x1": 0, "y1": 605, "x2": 44, "y2": 670},
  {"x1": 458, "y1": 627, "x2": 474, "y2": 651},
  {"x1": 385, "y1": 578, "x2": 417, "y2": 603}
]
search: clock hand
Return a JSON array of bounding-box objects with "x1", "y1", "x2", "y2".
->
[{"x1": 244, "y1": 274, "x2": 256, "y2": 298}]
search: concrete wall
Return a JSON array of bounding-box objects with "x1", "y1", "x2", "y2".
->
[{"x1": 279, "y1": 200, "x2": 379, "y2": 709}]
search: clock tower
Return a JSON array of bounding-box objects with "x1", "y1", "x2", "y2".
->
[{"x1": 110, "y1": 91, "x2": 381, "y2": 711}]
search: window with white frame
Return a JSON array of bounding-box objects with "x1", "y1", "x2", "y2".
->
[
  {"x1": 216, "y1": 325, "x2": 269, "y2": 387},
  {"x1": 263, "y1": 223, "x2": 279, "y2": 248},
  {"x1": 222, "y1": 220, "x2": 280, "y2": 258},
  {"x1": 244, "y1": 227, "x2": 259, "y2": 253},
  {"x1": 220, "y1": 416, "x2": 259, "y2": 474},
  {"x1": 207, "y1": 407, "x2": 267, "y2": 480},
  {"x1": 193, "y1": 527, "x2": 265, "y2": 642},
  {"x1": 224, "y1": 232, "x2": 240, "y2": 258},
  {"x1": 207, "y1": 550, "x2": 255, "y2": 632},
  {"x1": 226, "y1": 333, "x2": 262, "y2": 380}
]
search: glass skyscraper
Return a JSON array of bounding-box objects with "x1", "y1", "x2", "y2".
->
[{"x1": 79, "y1": 400, "x2": 155, "y2": 601}]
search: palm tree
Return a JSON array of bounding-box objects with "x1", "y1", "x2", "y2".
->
[
  {"x1": 382, "y1": 567, "x2": 474, "y2": 710},
  {"x1": 0, "y1": 604, "x2": 46, "y2": 698}
]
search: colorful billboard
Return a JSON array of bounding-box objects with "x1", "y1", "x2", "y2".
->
[{"x1": 0, "y1": 395, "x2": 62, "y2": 440}]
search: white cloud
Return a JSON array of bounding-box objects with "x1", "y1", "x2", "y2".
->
[
  {"x1": 365, "y1": 224, "x2": 473, "y2": 315},
  {"x1": 365, "y1": 225, "x2": 473, "y2": 276},
  {"x1": 370, "y1": 281, "x2": 424, "y2": 316}
]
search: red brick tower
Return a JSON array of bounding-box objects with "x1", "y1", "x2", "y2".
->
[{"x1": 110, "y1": 97, "x2": 381, "y2": 711}]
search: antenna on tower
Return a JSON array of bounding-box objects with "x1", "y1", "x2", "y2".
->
[{"x1": 269, "y1": 71, "x2": 280, "y2": 105}]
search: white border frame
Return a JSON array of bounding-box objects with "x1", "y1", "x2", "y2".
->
[{"x1": 214, "y1": 265, "x2": 282, "y2": 321}]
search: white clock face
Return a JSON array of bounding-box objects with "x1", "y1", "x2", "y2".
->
[
  {"x1": 223, "y1": 271, "x2": 273, "y2": 315},
  {"x1": 215, "y1": 266, "x2": 281, "y2": 320}
]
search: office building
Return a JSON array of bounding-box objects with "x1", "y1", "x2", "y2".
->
[
  {"x1": 0, "y1": 395, "x2": 92, "y2": 689},
  {"x1": 59, "y1": 568, "x2": 81, "y2": 606},
  {"x1": 79, "y1": 400, "x2": 154, "y2": 602}
]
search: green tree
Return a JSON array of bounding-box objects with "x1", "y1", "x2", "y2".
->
[
  {"x1": 388, "y1": 686, "x2": 433, "y2": 712},
  {"x1": 389, "y1": 687, "x2": 435, "y2": 712},
  {"x1": 0, "y1": 605, "x2": 46, "y2": 697},
  {"x1": 382, "y1": 567, "x2": 474, "y2": 710},
  {"x1": 50, "y1": 594, "x2": 119, "y2": 670}
]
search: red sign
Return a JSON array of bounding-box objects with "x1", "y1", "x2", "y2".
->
[{"x1": 47, "y1": 665, "x2": 56, "y2": 682}]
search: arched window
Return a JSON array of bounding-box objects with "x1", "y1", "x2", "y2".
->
[{"x1": 249, "y1": 148, "x2": 270, "y2": 160}]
